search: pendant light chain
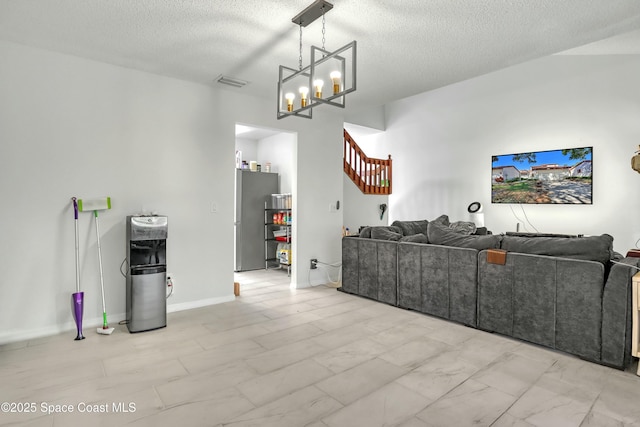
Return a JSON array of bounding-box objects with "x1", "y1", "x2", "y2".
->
[
  {"x1": 321, "y1": 6, "x2": 326, "y2": 51},
  {"x1": 298, "y1": 24, "x2": 303, "y2": 71}
]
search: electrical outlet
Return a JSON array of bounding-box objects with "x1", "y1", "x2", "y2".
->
[
  {"x1": 310, "y1": 259, "x2": 318, "y2": 269},
  {"x1": 167, "y1": 274, "x2": 174, "y2": 295}
]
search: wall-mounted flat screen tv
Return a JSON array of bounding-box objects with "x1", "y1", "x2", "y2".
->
[{"x1": 491, "y1": 147, "x2": 592, "y2": 204}]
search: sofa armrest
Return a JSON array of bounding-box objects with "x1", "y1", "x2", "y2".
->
[{"x1": 601, "y1": 257, "x2": 640, "y2": 369}]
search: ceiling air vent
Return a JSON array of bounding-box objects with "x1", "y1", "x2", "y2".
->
[{"x1": 215, "y1": 75, "x2": 248, "y2": 88}]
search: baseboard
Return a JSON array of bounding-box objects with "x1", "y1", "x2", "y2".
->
[
  {"x1": 167, "y1": 294, "x2": 235, "y2": 313},
  {"x1": 0, "y1": 295, "x2": 236, "y2": 346},
  {"x1": 0, "y1": 313, "x2": 126, "y2": 346}
]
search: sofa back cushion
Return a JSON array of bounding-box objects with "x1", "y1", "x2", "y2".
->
[
  {"x1": 400, "y1": 233, "x2": 429, "y2": 243},
  {"x1": 358, "y1": 225, "x2": 402, "y2": 239},
  {"x1": 427, "y1": 222, "x2": 502, "y2": 250},
  {"x1": 369, "y1": 226, "x2": 403, "y2": 241},
  {"x1": 500, "y1": 234, "x2": 614, "y2": 264},
  {"x1": 391, "y1": 220, "x2": 429, "y2": 236}
]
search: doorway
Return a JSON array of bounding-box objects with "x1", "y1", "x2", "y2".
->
[{"x1": 234, "y1": 123, "x2": 295, "y2": 288}]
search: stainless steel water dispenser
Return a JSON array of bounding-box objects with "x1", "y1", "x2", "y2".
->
[{"x1": 126, "y1": 215, "x2": 168, "y2": 332}]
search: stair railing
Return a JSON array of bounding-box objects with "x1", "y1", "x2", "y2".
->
[{"x1": 343, "y1": 129, "x2": 392, "y2": 194}]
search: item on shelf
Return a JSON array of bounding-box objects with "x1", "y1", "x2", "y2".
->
[
  {"x1": 265, "y1": 162, "x2": 271, "y2": 173},
  {"x1": 235, "y1": 150, "x2": 242, "y2": 169},
  {"x1": 250, "y1": 161, "x2": 258, "y2": 171},
  {"x1": 264, "y1": 198, "x2": 293, "y2": 276},
  {"x1": 270, "y1": 193, "x2": 292, "y2": 209},
  {"x1": 278, "y1": 244, "x2": 291, "y2": 265},
  {"x1": 274, "y1": 229, "x2": 289, "y2": 242}
]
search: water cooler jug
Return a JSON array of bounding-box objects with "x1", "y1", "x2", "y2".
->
[{"x1": 126, "y1": 215, "x2": 168, "y2": 333}]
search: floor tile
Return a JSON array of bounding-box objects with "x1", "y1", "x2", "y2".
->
[
  {"x1": 3, "y1": 270, "x2": 640, "y2": 427},
  {"x1": 415, "y1": 379, "x2": 517, "y2": 427},
  {"x1": 224, "y1": 386, "x2": 342, "y2": 427},
  {"x1": 236, "y1": 359, "x2": 334, "y2": 406},
  {"x1": 505, "y1": 383, "x2": 593, "y2": 427},
  {"x1": 322, "y1": 382, "x2": 430, "y2": 427},
  {"x1": 315, "y1": 357, "x2": 409, "y2": 405},
  {"x1": 395, "y1": 349, "x2": 479, "y2": 401},
  {"x1": 471, "y1": 351, "x2": 555, "y2": 397}
]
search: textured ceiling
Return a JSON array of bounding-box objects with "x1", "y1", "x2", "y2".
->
[{"x1": 1, "y1": 0, "x2": 640, "y2": 114}]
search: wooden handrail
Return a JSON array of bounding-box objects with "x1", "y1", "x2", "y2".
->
[{"x1": 343, "y1": 129, "x2": 392, "y2": 195}]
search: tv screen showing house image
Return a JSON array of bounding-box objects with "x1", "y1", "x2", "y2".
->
[{"x1": 491, "y1": 147, "x2": 592, "y2": 204}]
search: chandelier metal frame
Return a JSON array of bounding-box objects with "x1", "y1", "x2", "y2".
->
[{"x1": 277, "y1": 0, "x2": 357, "y2": 120}]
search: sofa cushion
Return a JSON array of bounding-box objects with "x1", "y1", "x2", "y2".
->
[
  {"x1": 400, "y1": 233, "x2": 429, "y2": 243},
  {"x1": 500, "y1": 234, "x2": 614, "y2": 264},
  {"x1": 431, "y1": 214, "x2": 450, "y2": 226},
  {"x1": 359, "y1": 225, "x2": 402, "y2": 239},
  {"x1": 474, "y1": 227, "x2": 489, "y2": 235},
  {"x1": 449, "y1": 221, "x2": 477, "y2": 235},
  {"x1": 370, "y1": 227, "x2": 403, "y2": 241},
  {"x1": 427, "y1": 222, "x2": 502, "y2": 250},
  {"x1": 391, "y1": 220, "x2": 429, "y2": 236}
]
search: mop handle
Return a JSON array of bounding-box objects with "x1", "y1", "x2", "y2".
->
[
  {"x1": 94, "y1": 210, "x2": 107, "y2": 314},
  {"x1": 72, "y1": 197, "x2": 80, "y2": 294}
]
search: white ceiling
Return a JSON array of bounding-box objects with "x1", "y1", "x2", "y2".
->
[{"x1": 2, "y1": 0, "x2": 640, "y2": 116}]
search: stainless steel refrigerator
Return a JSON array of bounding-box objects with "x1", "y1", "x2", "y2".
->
[{"x1": 234, "y1": 169, "x2": 278, "y2": 271}]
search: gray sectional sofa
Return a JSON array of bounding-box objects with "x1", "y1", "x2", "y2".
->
[{"x1": 340, "y1": 216, "x2": 640, "y2": 369}]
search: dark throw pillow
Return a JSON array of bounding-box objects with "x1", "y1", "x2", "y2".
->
[
  {"x1": 431, "y1": 214, "x2": 450, "y2": 226},
  {"x1": 370, "y1": 227, "x2": 403, "y2": 241},
  {"x1": 400, "y1": 233, "x2": 429, "y2": 244},
  {"x1": 359, "y1": 227, "x2": 373, "y2": 238},
  {"x1": 391, "y1": 220, "x2": 429, "y2": 236},
  {"x1": 427, "y1": 222, "x2": 501, "y2": 250},
  {"x1": 449, "y1": 221, "x2": 477, "y2": 235}
]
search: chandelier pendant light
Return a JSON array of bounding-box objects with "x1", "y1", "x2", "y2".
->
[{"x1": 277, "y1": 0, "x2": 357, "y2": 119}]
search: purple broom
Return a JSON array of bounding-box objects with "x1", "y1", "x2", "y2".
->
[{"x1": 71, "y1": 197, "x2": 85, "y2": 340}]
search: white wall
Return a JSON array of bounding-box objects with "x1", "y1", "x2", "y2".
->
[
  {"x1": 343, "y1": 175, "x2": 389, "y2": 233},
  {"x1": 235, "y1": 138, "x2": 258, "y2": 168},
  {"x1": 0, "y1": 40, "x2": 346, "y2": 343},
  {"x1": 0, "y1": 40, "x2": 234, "y2": 343},
  {"x1": 384, "y1": 54, "x2": 640, "y2": 253},
  {"x1": 257, "y1": 133, "x2": 295, "y2": 194},
  {"x1": 342, "y1": 123, "x2": 390, "y2": 232}
]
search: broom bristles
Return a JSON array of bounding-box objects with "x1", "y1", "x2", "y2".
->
[{"x1": 78, "y1": 197, "x2": 111, "y2": 212}]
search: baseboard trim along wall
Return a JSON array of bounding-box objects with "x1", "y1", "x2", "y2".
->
[{"x1": 0, "y1": 294, "x2": 236, "y2": 345}]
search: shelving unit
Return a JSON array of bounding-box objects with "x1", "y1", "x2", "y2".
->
[
  {"x1": 264, "y1": 201, "x2": 292, "y2": 276},
  {"x1": 632, "y1": 272, "x2": 640, "y2": 375}
]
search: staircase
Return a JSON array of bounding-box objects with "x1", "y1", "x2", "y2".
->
[{"x1": 343, "y1": 129, "x2": 392, "y2": 194}]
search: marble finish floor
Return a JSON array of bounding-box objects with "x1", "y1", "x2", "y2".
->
[{"x1": 2, "y1": 269, "x2": 640, "y2": 426}]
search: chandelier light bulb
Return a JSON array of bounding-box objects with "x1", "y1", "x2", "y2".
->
[
  {"x1": 299, "y1": 86, "x2": 309, "y2": 107},
  {"x1": 330, "y1": 71, "x2": 341, "y2": 94},
  {"x1": 285, "y1": 92, "x2": 295, "y2": 112},
  {"x1": 313, "y1": 79, "x2": 324, "y2": 98}
]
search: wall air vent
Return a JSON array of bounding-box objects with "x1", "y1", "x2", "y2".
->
[{"x1": 215, "y1": 75, "x2": 249, "y2": 88}]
